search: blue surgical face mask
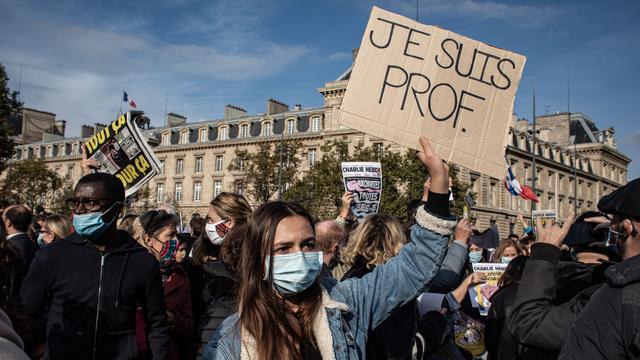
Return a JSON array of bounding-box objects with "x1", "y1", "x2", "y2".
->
[
  {"x1": 501, "y1": 256, "x2": 513, "y2": 264},
  {"x1": 37, "y1": 232, "x2": 46, "y2": 248},
  {"x1": 73, "y1": 202, "x2": 119, "y2": 239},
  {"x1": 265, "y1": 251, "x2": 323, "y2": 296},
  {"x1": 469, "y1": 251, "x2": 482, "y2": 263}
]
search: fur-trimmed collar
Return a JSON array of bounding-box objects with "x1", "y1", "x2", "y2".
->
[{"x1": 239, "y1": 288, "x2": 349, "y2": 360}]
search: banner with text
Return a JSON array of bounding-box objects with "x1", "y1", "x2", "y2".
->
[
  {"x1": 469, "y1": 262, "x2": 507, "y2": 316},
  {"x1": 83, "y1": 112, "x2": 161, "y2": 197},
  {"x1": 339, "y1": 6, "x2": 526, "y2": 179},
  {"x1": 341, "y1": 162, "x2": 382, "y2": 220}
]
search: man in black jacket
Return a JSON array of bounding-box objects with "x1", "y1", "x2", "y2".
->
[
  {"x1": 560, "y1": 178, "x2": 640, "y2": 359},
  {"x1": 21, "y1": 173, "x2": 169, "y2": 360},
  {"x1": 2, "y1": 205, "x2": 38, "y2": 274},
  {"x1": 506, "y1": 210, "x2": 618, "y2": 359}
]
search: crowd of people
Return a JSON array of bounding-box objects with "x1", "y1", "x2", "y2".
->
[{"x1": 0, "y1": 136, "x2": 639, "y2": 360}]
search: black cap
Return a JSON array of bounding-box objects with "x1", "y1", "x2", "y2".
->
[{"x1": 597, "y1": 178, "x2": 640, "y2": 220}]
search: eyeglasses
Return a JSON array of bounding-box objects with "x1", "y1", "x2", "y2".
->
[{"x1": 66, "y1": 197, "x2": 116, "y2": 212}]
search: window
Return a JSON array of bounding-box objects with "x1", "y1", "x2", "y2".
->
[
  {"x1": 162, "y1": 133, "x2": 170, "y2": 146},
  {"x1": 235, "y1": 156, "x2": 246, "y2": 171},
  {"x1": 72, "y1": 143, "x2": 78, "y2": 154},
  {"x1": 47, "y1": 146, "x2": 53, "y2": 157},
  {"x1": 240, "y1": 124, "x2": 249, "y2": 138},
  {"x1": 193, "y1": 181, "x2": 202, "y2": 202},
  {"x1": 67, "y1": 166, "x2": 74, "y2": 180},
  {"x1": 175, "y1": 182, "x2": 183, "y2": 201},
  {"x1": 195, "y1": 156, "x2": 203, "y2": 173},
  {"x1": 159, "y1": 160, "x2": 165, "y2": 175},
  {"x1": 263, "y1": 122, "x2": 272, "y2": 137},
  {"x1": 180, "y1": 131, "x2": 189, "y2": 144},
  {"x1": 308, "y1": 148, "x2": 317, "y2": 167},
  {"x1": 199, "y1": 128, "x2": 208, "y2": 142},
  {"x1": 214, "y1": 180, "x2": 222, "y2": 196},
  {"x1": 58, "y1": 144, "x2": 65, "y2": 156},
  {"x1": 219, "y1": 127, "x2": 228, "y2": 140},
  {"x1": 311, "y1": 117, "x2": 322, "y2": 132},
  {"x1": 373, "y1": 142, "x2": 384, "y2": 158},
  {"x1": 234, "y1": 180, "x2": 244, "y2": 195},
  {"x1": 156, "y1": 183, "x2": 164, "y2": 202},
  {"x1": 287, "y1": 119, "x2": 296, "y2": 134},
  {"x1": 176, "y1": 158, "x2": 184, "y2": 174},
  {"x1": 490, "y1": 181, "x2": 497, "y2": 207},
  {"x1": 215, "y1": 155, "x2": 224, "y2": 172}
]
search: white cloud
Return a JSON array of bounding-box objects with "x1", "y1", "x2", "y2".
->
[
  {"x1": 0, "y1": 0, "x2": 310, "y2": 136},
  {"x1": 320, "y1": 52, "x2": 353, "y2": 63}
]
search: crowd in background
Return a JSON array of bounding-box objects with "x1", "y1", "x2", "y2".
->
[{"x1": 0, "y1": 137, "x2": 639, "y2": 360}]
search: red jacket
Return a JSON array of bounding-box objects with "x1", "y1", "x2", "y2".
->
[{"x1": 136, "y1": 264, "x2": 193, "y2": 360}]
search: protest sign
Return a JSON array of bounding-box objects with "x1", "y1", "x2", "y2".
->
[
  {"x1": 341, "y1": 162, "x2": 382, "y2": 219},
  {"x1": 532, "y1": 210, "x2": 557, "y2": 226},
  {"x1": 339, "y1": 7, "x2": 526, "y2": 179},
  {"x1": 83, "y1": 112, "x2": 161, "y2": 197},
  {"x1": 469, "y1": 262, "x2": 507, "y2": 315}
]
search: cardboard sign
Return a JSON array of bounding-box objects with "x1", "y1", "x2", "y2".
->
[
  {"x1": 532, "y1": 210, "x2": 557, "y2": 226},
  {"x1": 469, "y1": 262, "x2": 508, "y2": 315},
  {"x1": 339, "y1": 7, "x2": 526, "y2": 179},
  {"x1": 84, "y1": 112, "x2": 161, "y2": 197},
  {"x1": 341, "y1": 162, "x2": 382, "y2": 219}
]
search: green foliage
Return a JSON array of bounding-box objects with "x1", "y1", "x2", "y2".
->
[
  {"x1": 0, "y1": 159, "x2": 68, "y2": 211},
  {"x1": 0, "y1": 63, "x2": 22, "y2": 172},
  {"x1": 231, "y1": 139, "x2": 302, "y2": 203},
  {"x1": 283, "y1": 141, "x2": 474, "y2": 221},
  {"x1": 284, "y1": 141, "x2": 431, "y2": 222}
]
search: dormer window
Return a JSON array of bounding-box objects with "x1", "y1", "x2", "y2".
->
[
  {"x1": 199, "y1": 128, "x2": 208, "y2": 142},
  {"x1": 161, "y1": 133, "x2": 170, "y2": 146},
  {"x1": 72, "y1": 143, "x2": 79, "y2": 154},
  {"x1": 287, "y1": 119, "x2": 296, "y2": 134},
  {"x1": 219, "y1": 127, "x2": 228, "y2": 140},
  {"x1": 180, "y1": 130, "x2": 189, "y2": 144},
  {"x1": 263, "y1": 122, "x2": 272, "y2": 137},
  {"x1": 46, "y1": 146, "x2": 53, "y2": 157},
  {"x1": 311, "y1": 117, "x2": 322, "y2": 132},
  {"x1": 240, "y1": 124, "x2": 249, "y2": 138}
]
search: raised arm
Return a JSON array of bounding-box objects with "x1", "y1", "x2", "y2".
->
[
  {"x1": 507, "y1": 212, "x2": 577, "y2": 351},
  {"x1": 332, "y1": 137, "x2": 456, "y2": 329}
]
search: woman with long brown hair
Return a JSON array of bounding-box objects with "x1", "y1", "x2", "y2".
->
[{"x1": 203, "y1": 137, "x2": 458, "y2": 360}]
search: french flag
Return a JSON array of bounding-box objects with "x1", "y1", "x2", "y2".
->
[
  {"x1": 123, "y1": 91, "x2": 137, "y2": 108},
  {"x1": 504, "y1": 157, "x2": 539, "y2": 203}
]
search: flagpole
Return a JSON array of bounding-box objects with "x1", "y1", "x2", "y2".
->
[
  {"x1": 120, "y1": 88, "x2": 123, "y2": 115},
  {"x1": 531, "y1": 88, "x2": 537, "y2": 219}
]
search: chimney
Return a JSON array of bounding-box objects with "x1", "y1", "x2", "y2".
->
[
  {"x1": 294, "y1": 104, "x2": 302, "y2": 111},
  {"x1": 81, "y1": 125, "x2": 94, "y2": 138},
  {"x1": 167, "y1": 112, "x2": 187, "y2": 127},
  {"x1": 54, "y1": 120, "x2": 66, "y2": 137},
  {"x1": 224, "y1": 105, "x2": 247, "y2": 121},
  {"x1": 266, "y1": 98, "x2": 289, "y2": 115},
  {"x1": 94, "y1": 123, "x2": 107, "y2": 135}
]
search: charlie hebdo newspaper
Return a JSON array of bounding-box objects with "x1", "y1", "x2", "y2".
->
[
  {"x1": 83, "y1": 112, "x2": 161, "y2": 197},
  {"x1": 341, "y1": 162, "x2": 382, "y2": 220}
]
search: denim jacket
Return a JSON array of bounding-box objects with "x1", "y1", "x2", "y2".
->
[{"x1": 203, "y1": 206, "x2": 456, "y2": 360}]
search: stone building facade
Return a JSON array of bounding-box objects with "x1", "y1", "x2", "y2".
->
[{"x1": 10, "y1": 71, "x2": 631, "y2": 238}]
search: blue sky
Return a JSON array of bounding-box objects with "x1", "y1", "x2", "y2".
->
[{"x1": 1, "y1": 0, "x2": 638, "y2": 177}]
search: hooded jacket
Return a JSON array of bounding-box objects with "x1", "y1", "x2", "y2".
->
[
  {"x1": 20, "y1": 230, "x2": 170, "y2": 360},
  {"x1": 559, "y1": 253, "x2": 640, "y2": 359}
]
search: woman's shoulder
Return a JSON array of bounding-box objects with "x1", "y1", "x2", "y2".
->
[{"x1": 203, "y1": 313, "x2": 242, "y2": 358}]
